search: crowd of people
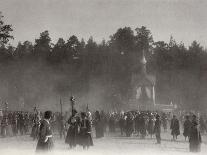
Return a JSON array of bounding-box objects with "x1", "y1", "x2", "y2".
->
[{"x1": 0, "y1": 108, "x2": 206, "y2": 153}]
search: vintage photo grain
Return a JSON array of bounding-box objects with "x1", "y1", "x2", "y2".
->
[{"x1": 0, "y1": 0, "x2": 206, "y2": 155}]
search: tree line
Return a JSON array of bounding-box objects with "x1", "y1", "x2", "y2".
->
[{"x1": 0, "y1": 12, "x2": 207, "y2": 111}]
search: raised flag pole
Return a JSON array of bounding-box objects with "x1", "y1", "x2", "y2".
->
[
  {"x1": 86, "y1": 104, "x2": 89, "y2": 112},
  {"x1": 70, "y1": 96, "x2": 75, "y2": 116},
  {"x1": 60, "y1": 98, "x2": 63, "y2": 116},
  {"x1": 5, "y1": 101, "x2": 8, "y2": 114}
]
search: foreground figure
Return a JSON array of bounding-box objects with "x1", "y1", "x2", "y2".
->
[
  {"x1": 154, "y1": 114, "x2": 161, "y2": 144},
  {"x1": 65, "y1": 110, "x2": 79, "y2": 149},
  {"x1": 189, "y1": 115, "x2": 202, "y2": 152},
  {"x1": 79, "y1": 112, "x2": 93, "y2": 149},
  {"x1": 183, "y1": 115, "x2": 191, "y2": 141},
  {"x1": 36, "y1": 111, "x2": 54, "y2": 153},
  {"x1": 170, "y1": 115, "x2": 180, "y2": 140}
]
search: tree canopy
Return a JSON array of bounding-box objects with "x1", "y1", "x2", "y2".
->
[{"x1": 0, "y1": 12, "x2": 207, "y2": 111}]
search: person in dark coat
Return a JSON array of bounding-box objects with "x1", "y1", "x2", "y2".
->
[
  {"x1": 189, "y1": 115, "x2": 202, "y2": 152},
  {"x1": 1, "y1": 115, "x2": 8, "y2": 137},
  {"x1": 36, "y1": 111, "x2": 54, "y2": 153},
  {"x1": 134, "y1": 113, "x2": 140, "y2": 136},
  {"x1": 31, "y1": 112, "x2": 41, "y2": 140},
  {"x1": 94, "y1": 111, "x2": 104, "y2": 138},
  {"x1": 161, "y1": 113, "x2": 168, "y2": 132},
  {"x1": 109, "y1": 114, "x2": 116, "y2": 133},
  {"x1": 183, "y1": 115, "x2": 192, "y2": 141},
  {"x1": 154, "y1": 114, "x2": 161, "y2": 144},
  {"x1": 140, "y1": 114, "x2": 147, "y2": 139},
  {"x1": 79, "y1": 112, "x2": 93, "y2": 149},
  {"x1": 11, "y1": 113, "x2": 18, "y2": 136},
  {"x1": 125, "y1": 112, "x2": 134, "y2": 137},
  {"x1": 147, "y1": 114, "x2": 154, "y2": 138},
  {"x1": 65, "y1": 110, "x2": 80, "y2": 149},
  {"x1": 119, "y1": 113, "x2": 125, "y2": 136},
  {"x1": 57, "y1": 113, "x2": 65, "y2": 139},
  {"x1": 199, "y1": 116, "x2": 206, "y2": 134},
  {"x1": 18, "y1": 112, "x2": 25, "y2": 135},
  {"x1": 170, "y1": 115, "x2": 180, "y2": 140}
]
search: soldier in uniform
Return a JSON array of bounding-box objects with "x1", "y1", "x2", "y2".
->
[{"x1": 36, "y1": 111, "x2": 54, "y2": 152}]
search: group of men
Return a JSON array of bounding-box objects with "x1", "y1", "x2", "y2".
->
[
  {"x1": 0, "y1": 110, "x2": 32, "y2": 137},
  {"x1": 0, "y1": 108, "x2": 206, "y2": 153},
  {"x1": 91, "y1": 110, "x2": 204, "y2": 152}
]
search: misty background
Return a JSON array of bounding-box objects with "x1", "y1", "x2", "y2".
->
[
  {"x1": 1, "y1": 15, "x2": 207, "y2": 112},
  {"x1": 0, "y1": 0, "x2": 207, "y2": 112}
]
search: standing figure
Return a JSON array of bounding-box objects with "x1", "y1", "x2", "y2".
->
[
  {"x1": 147, "y1": 114, "x2": 154, "y2": 138},
  {"x1": 100, "y1": 111, "x2": 107, "y2": 134},
  {"x1": 189, "y1": 115, "x2": 202, "y2": 152},
  {"x1": 19, "y1": 112, "x2": 25, "y2": 135},
  {"x1": 170, "y1": 115, "x2": 180, "y2": 140},
  {"x1": 1, "y1": 114, "x2": 8, "y2": 137},
  {"x1": 199, "y1": 116, "x2": 206, "y2": 134},
  {"x1": 65, "y1": 110, "x2": 80, "y2": 149},
  {"x1": 79, "y1": 112, "x2": 93, "y2": 149},
  {"x1": 31, "y1": 111, "x2": 41, "y2": 140},
  {"x1": 11, "y1": 113, "x2": 18, "y2": 136},
  {"x1": 119, "y1": 113, "x2": 125, "y2": 136},
  {"x1": 24, "y1": 113, "x2": 29, "y2": 134},
  {"x1": 93, "y1": 111, "x2": 104, "y2": 138},
  {"x1": 134, "y1": 113, "x2": 140, "y2": 135},
  {"x1": 161, "y1": 113, "x2": 168, "y2": 132},
  {"x1": 140, "y1": 113, "x2": 147, "y2": 139},
  {"x1": 183, "y1": 115, "x2": 192, "y2": 141},
  {"x1": 125, "y1": 112, "x2": 134, "y2": 137},
  {"x1": 57, "y1": 113, "x2": 65, "y2": 139},
  {"x1": 109, "y1": 113, "x2": 116, "y2": 133},
  {"x1": 0, "y1": 109, "x2": 3, "y2": 125},
  {"x1": 154, "y1": 114, "x2": 161, "y2": 144},
  {"x1": 36, "y1": 111, "x2": 54, "y2": 152}
]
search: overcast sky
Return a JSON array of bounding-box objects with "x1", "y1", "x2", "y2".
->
[{"x1": 0, "y1": 0, "x2": 207, "y2": 47}]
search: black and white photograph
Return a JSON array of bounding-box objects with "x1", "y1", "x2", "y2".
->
[{"x1": 0, "y1": 0, "x2": 207, "y2": 155}]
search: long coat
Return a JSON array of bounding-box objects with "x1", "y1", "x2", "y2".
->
[
  {"x1": 170, "y1": 118, "x2": 180, "y2": 136},
  {"x1": 147, "y1": 118, "x2": 154, "y2": 135},
  {"x1": 94, "y1": 117, "x2": 104, "y2": 138},
  {"x1": 154, "y1": 119, "x2": 161, "y2": 135},
  {"x1": 183, "y1": 120, "x2": 192, "y2": 138},
  {"x1": 189, "y1": 122, "x2": 202, "y2": 152},
  {"x1": 79, "y1": 118, "x2": 93, "y2": 147},
  {"x1": 140, "y1": 116, "x2": 147, "y2": 138},
  {"x1": 65, "y1": 116, "x2": 80, "y2": 147},
  {"x1": 36, "y1": 119, "x2": 54, "y2": 152},
  {"x1": 125, "y1": 117, "x2": 134, "y2": 137}
]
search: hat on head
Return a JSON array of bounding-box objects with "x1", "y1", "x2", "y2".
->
[{"x1": 44, "y1": 111, "x2": 52, "y2": 119}]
